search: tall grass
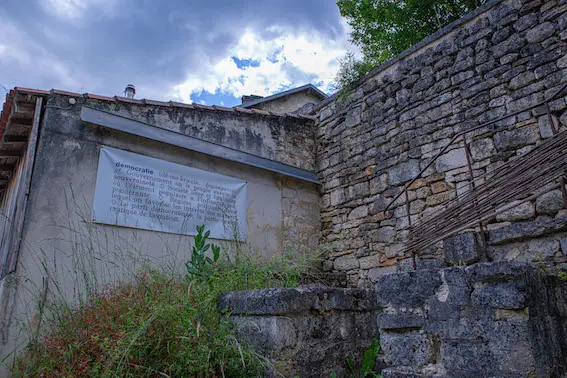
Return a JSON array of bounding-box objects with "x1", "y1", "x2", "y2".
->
[
  {"x1": 10, "y1": 251, "x2": 323, "y2": 377},
  {"x1": 4, "y1": 185, "x2": 325, "y2": 377}
]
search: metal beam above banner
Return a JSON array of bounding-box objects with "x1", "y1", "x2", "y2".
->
[{"x1": 80, "y1": 106, "x2": 319, "y2": 184}]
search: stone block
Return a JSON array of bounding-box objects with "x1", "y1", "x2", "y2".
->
[
  {"x1": 230, "y1": 316, "x2": 297, "y2": 352},
  {"x1": 379, "y1": 312, "x2": 425, "y2": 330},
  {"x1": 334, "y1": 253, "x2": 359, "y2": 271},
  {"x1": 347, "y1": 182, "x2": 370, "y2": 200},
  {"x1": 469, "y1": 138, "x2": 497, "y2": 161},
  {"x1": 345, "y1": 107, "x2": 362, "y2": 127},
  {"x1": 510, "y1": 71, "x2": 535, "y2": 90},
  {"x1": 471, "y1": 282, "x2": 527, "y2": 309},
  {"x1": 375, "y1": 269, "x2": 442, "y2": 308},
  {"x1": 430, "y1": 181, "x2": 450, "y2": 194},
  {"x1": 514, "y1": 13, "x2": 538, "y2": 32},
  {"x1": 495, "y1": 201, "x2": 535, "y2": 222},
  {"x1": 536, "y1": 189, "x2": 565, "y2": 215},
  {"x1": 374, "y1": 226, "x2": 396, "y2": 243},
  {"x1": 435, "y1": 148, "x2": 467, "y2": 172},
  {"x1": 465, "y1": 261, "x2": 537, "y2": 283},
  {"x1": 381, "y1": 332, "x2": 435, "y2": 368},
  {"x1": 538, "y1": 115, "x2": 558, "y2": 139},
  {"x1": 440, "y1": 267, "x2": 472, "y2": 305},
  {"x1": 441, "y1": 341, "x2": 493, "y2": 374},
  {"x1": 525, "y1": 22, "x2": 556, "y2": 43},
  {"x1": 389, "y1": 159, "x2": 420, "y2": 186},
  {"x1": 443, "y1": 232, "x2": 483, "y2": 265},
  {"x1": 370, "y1": 173, "x2": 389, "y2": 194},
  {"x1": 409, "y1": 199, "x2": 425, "y2": 214},
  {"x1": 348, "y1": 205, "x2": 369, "y2": 220},
  {"x1": 367, "y1": 265, "x2": 398, "y2": 282},
  {"x1": 330, "y1": 188, "x2": 346, "y2": 206},
  {"x1": 487, "y1": 217, "x2": 567, "y2": 246},
  {"x1": 359, "y1": 254, "x2": 381, "y2": 270},
  {"x1": 397, "y1": 258, "x2": 443, "y2": 272},
  {"x1": 425, "y1": 191, "x2": 456, "y2": 206},
  {"x1": 493, "y1": 126, "x2": 539, "y2": 151}
]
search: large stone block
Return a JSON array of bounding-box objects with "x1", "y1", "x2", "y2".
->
[
  {"x1": 493, "y1": 126, "x2": 539, "y2": 151},
  {"x1": 471, "y1": 282, "x2": 527, "y2": 309},
  {"x1": 375, "y1": 269, "x2": 442, "y2": 307},
  {"x1": 536, "y1": 189, "x2": 565, "y2": 215},
  {"x1": 495, "y1": 201, "x2": 535, "y2": 222},
  {"x1": 379, "y1": 311, "x2": 425, "y2": 330},
  {"x1": 435, "y1": 148, "x2": 468, "y2": 172},
  {"x1": 443, "y1": 232, "x2": 483, "y2": 265},
  {"x1": 488, "y1": 218, "x2": 567, "y2": 245},
  {"x1": 381, "y1": 332, "x2": 435, "y2": 368},
  {"x1": 334, "y1": 253, "x2": 360, "y2": 271},
  {"x1": 388, "y1": 159, "x2": 420, "y2": 186},
  {"x1": 230, "y1": 316, "x2": 297, "y2": 352},
  {"x1": 469, "y1": 138, "x2": 496, "y2": 161},
  {"x1": 525, "y1": 22, "x2": 556, "y2": 43},
  {"x1": 441, "y1": 341, "x2": 494, "y2": 375}
]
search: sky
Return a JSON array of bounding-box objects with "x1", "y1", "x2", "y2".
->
[{"x1": 0, "y1": 0, "x2": 355, "y2": 107}]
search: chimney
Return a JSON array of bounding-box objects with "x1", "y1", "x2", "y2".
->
[
  {"x1": 124, "y1": 84, "x2": 136, "y2": 99},
  {"x1": 241, "y1": 94, "x2": 263, "y2": 104}
]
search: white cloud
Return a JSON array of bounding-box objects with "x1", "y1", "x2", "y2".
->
[
  {"x1": 39, "y1": 0, "x2": 118, "y2": 23},
  {"x1": 0, "y1": 16, "x2": 91, "y2": 91},
  {"x1": 171, "y1": 24, "x2": 354, "y2": 104}
]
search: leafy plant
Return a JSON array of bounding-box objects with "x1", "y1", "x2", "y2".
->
[
  {"x1": 340, "y1": 338, "x2": 383, "y2": 378},
  {"x1": 185, "y1": 225, "x2": 221, "y2": 279}
]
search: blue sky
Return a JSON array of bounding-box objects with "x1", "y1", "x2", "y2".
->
[{"x1": 0, "y1": 0, "x2": 354, "y2": 107}]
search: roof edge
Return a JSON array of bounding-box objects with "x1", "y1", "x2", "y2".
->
[{"x1": 239, "y1": 84, "x2": 328, "y2": 109}]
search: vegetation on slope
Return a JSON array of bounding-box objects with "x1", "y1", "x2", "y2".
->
[{"x1": 10, "y1": 226, "x2": 322, "y2": 377}]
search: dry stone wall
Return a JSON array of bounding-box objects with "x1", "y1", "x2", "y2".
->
[
  {"x1": 315, "y1": 0, "x2": 567, "y2": 286},
  {"x1": 220, "y1": 261, "x2": 567, "y2": 377}
]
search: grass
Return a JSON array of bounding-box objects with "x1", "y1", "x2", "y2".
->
[{"x1": 9, "y1": 251, "x2": 323, "y2": 378}]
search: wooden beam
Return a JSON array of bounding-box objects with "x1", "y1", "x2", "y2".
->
[
  {"x1": 0, "y1": 150, "x2": 22, "y2": 158},
  {"x1": 9, "y1": 122, "x2": 33, "y2": 130},
  {"x1": 2, "y1": 97, "x2": 43, "y2": 278},
  {"x1": 0, "y1": 164, "x2": 15, "y2": 171},
  {"x1": 3, "y1": 135, "x2": 28, "y2": 144}
]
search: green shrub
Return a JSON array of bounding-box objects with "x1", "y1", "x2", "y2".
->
[
  {"x1": 10, "y1": 227, "x2": 322, "y2": 377},
  {"x1": 332, "y1": 338, "x2": 383, "y2": 378},
  {"x1": 186, "y1": 225, "x2": 221, "y2": 279}
]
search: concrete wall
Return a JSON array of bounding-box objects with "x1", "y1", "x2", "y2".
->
[
  {"x1": 315, "y1": 0, "x2": 567, "y2": 285},
  {"x1": 255, "y1": 92, "x2": 323, "y2": 114},
  {"x1": 0, "y1": 93, "x2": 320, "y2": 370}
]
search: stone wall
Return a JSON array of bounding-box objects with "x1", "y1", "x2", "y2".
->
[
  {"x1": 377, "y1": 261, "x2": 567, "y2": 377},
  {"x1": 315, "y1": 0, "x2": 567, "y2": 285},
  {"x1": 221, "y1": 261, "x2": 567, "y2": 377},
  {"x1": 218, "y1": 286, "x2": 379, "y2": 377}
]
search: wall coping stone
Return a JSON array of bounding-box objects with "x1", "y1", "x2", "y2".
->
[
  {"x1": 488, "y1": 217, "x2": 567, "y2": 245},
  {"x1": 218, "y1": 285, "x2": 378, "y2": 315}
]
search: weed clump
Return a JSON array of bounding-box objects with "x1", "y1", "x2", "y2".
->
[{"x1": 10, "y1": 226, "x2": 321, "y2": 377}]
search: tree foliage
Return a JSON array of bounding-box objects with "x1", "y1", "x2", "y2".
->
[{"x1": 335, "y1": 0, "x2": 486, "y2": 87}]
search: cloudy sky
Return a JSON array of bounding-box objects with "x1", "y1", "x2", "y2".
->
[{"x1": 0, "y1": 0, "x2": 355, "y2": 106}]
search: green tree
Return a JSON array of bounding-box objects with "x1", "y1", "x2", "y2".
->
[{"x1": 336, "y1": 0, "x2": 486, "y2": 87}]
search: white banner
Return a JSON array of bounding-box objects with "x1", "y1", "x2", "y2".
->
[{"x1": 93, "y1": 147, "x2": 247, "y2": 240}]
